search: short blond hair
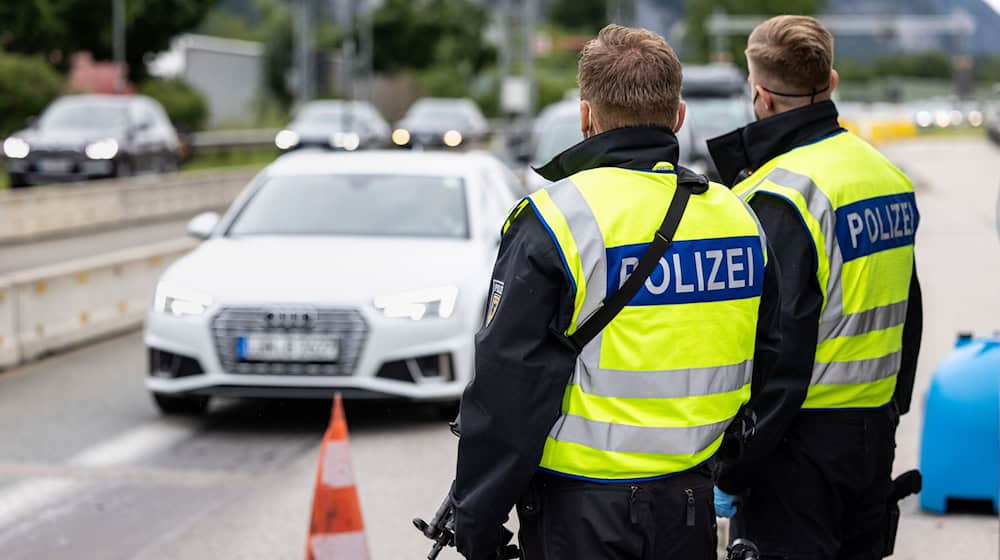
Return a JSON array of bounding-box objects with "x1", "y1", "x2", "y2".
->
[
  {"x1": 746, "y1": 15, "x2": 834, "y2": 92},
  {"x1": 578, "y1": 24, "x2": 682, "y2": 130}
]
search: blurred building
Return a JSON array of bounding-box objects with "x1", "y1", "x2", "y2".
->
[{"x1": 149, "y1": 34, "x2": 264, "y2": 126}]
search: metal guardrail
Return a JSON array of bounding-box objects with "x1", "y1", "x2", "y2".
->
[
  {"x1": 0, "y1": 168, "x2": 258, "y2": 243},
  {"x1": 0, "y1": 238, "x2": 196, "y2": 370},
  {"x1": 190, "y1": 129, "x2": 278, "y2": 152}
]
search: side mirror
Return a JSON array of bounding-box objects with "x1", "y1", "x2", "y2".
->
[
  {"x1": 187, "y1": 211, "x2": 221, "y2": 240},
  {"x1": 132, "y1": 120, "x2": 152, "y2": 134}
]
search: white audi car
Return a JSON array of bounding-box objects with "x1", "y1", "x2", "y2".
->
[{"x1": 144, "y1": 150, "x2": 521, "y2": 414}]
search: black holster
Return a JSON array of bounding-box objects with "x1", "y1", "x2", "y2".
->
[{"x1": 883, "y1": 469, "x2": 922, "y2": 557}]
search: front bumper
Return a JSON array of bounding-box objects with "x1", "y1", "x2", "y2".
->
[
  {"x1": 6, "y1": 151, "x2": 117, "y2": 183},
  {"x1": 144, "y1": 303, "x2": 473, "y2": 402}
]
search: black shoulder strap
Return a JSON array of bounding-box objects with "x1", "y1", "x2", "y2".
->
[{"x1": 568, "y1": 183, "x2": 694, "y2": 351}]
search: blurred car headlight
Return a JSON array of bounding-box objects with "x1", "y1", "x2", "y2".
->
[
  {"x1": 968, "y1": 110, "x2": 984, "y2": 127},
  {"x1": 3, "y1": 137, "x2": 30, "y2": 159},
  {"x1": 392, "y1": 128, "x2": 410, "y2": 146},
  {"x1": 443, "y1": 130, "x2": 463, "y2": 148},
  {"x1": 153, "y1": 281, "x2": 213, "y2": 317},
  {"x1": 275, "y1": 129, "x2": 300, "y2": 150},
  {"x1": 331, "y1": 131, "x2": 360, "y2": 151},
  {"x1": 915, "y1": 111, "x2": 933, "y2": 128},
  {"x1": 934, "y1": 111, "x2": 951, "y2": 128},
  {"x1": 373, "y1": 286, "x2": 459, "y2": 320},
  {"x1": 84, "y1": 138, "x2": 119, "y2": 160}
]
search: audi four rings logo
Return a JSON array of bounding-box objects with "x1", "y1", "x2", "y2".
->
[{"x1": 263, "y1": 308, "x2": 317, "y2": 329}]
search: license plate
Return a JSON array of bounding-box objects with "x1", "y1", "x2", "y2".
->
[
  {"x1": 37, "y1": 159, "x2": 73, "y2": 173},
  {"x1": 237, "y1": 334, "x2": 340, "y2": 362}
]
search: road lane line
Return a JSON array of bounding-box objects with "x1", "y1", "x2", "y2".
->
[{"x1": 0, "y1": 419, "x2": 199, "y2": 531}]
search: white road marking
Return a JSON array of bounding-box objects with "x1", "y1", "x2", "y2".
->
[{"x1": 0, "y1": 419, "x2": 198, "y2": 531}]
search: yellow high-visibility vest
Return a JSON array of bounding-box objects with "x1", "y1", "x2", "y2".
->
[
  {"x1": 734, "y1": 130, "x2": 917, "y2": 410},
  {"x1": 510, "y1": 162, "x2": 768, "y2": 481}
]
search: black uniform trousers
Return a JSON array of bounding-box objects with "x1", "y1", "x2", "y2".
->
[
  {"x1": 730, "y1": 406, "x2": 898, "y2": 560},
  {"x1": 516, "y1": 468, "x2": 717, "y2": 560}
]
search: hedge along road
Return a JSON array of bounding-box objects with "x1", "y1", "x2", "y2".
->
[{"x1": 0, "y1": 138, "x2": 995, "y2": 560}]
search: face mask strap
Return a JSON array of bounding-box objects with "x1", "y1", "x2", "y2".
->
[{"x1": 759, "y1": 84, "x2": 830, "y2": 105}]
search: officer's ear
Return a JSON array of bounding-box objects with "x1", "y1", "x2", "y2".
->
[
  {"x1": 828, "y1": 69, "x2": 840, "y2": 96},
  {"x1": 672, "y1": 100, "x2": 686, "y2": 133},
  {"x1": 580, "y1": 100, "x2": 593, "y2": 138}
]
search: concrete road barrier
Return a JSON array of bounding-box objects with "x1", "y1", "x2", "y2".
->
[
  {"x1": 0, "y1": 238, "x2": 196, "y2": 370},
  {"x1": 0, "y1": 168, "x2": 258, "y2": 243}
]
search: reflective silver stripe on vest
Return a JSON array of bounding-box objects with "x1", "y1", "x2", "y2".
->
[
  {"x1": 819, "y1": 300, "x2": 909, "y2": 340},
  {"x1": 572, "y1": 360, "x2": 752, "y2": 399},
  {"x1": 547, "y1": 179, "x2": 607, "y2": 324},
  {"x1": 812, "y1": 351, "x2": 902, "y2": 386},
  {"x1": 549, "y1": 414, "x2": 731, "y2": 456},
  {"x1": 736, "y1": 193, "x2": 769, "y2": 262}
]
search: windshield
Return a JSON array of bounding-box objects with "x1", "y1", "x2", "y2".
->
[
  {"x1": 684, "y1": 97, "x2": 754, "y2": 140},
  {"x1": 228, "y1": 174, "x2": 469, "y2": 239},
  {"x1": 534, "y1": 115, "x2": 583, "y2": 163},
  {"x1": 406, "y1": 107, "x2": 474, "y2": 129},
  {"x1": 39, "y1": 101, "x2": 129, "y2": 131},
  {"x1": 296, "y1": 106, "x2": 372, "y2": 126}
]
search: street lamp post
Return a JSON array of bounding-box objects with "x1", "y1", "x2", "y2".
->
[{"x1": 112, "y1": 0, "x2": 126, "y2": 92}]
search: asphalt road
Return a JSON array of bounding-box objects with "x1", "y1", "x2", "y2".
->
[
  {"x1": 0, "y1": 137, "x2": 996, "y2": 559},
  {"x1": 0, "y1": 218, "x2": 190, "y2": 274}
]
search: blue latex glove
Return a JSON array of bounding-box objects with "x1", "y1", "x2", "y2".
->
[{"x1": 714, "y1": 486, "x2": 739, "y2": 518}]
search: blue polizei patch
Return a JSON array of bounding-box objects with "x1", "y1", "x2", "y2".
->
[
  {"x1": 606, "y1": 235, "x2": 765, "y2": 306},
  {"x1": 835, "y1": 192, "x2": 919, "y2": 262}
]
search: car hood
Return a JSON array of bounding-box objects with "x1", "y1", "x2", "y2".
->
[
  {"x1": 15, "y1": 128, "x2": 124, "y2": 150},
  {"x1": 162, "y1": 236, "x2": 492, "y2": 305}
]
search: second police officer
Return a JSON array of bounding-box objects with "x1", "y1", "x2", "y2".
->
[{"x1": 708, "y1": 15, "x2": 923, "y2": 559}]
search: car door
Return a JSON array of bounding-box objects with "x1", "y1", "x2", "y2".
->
[{"x1": 127, "y1": 101, "x2": 159, "y2": 173}]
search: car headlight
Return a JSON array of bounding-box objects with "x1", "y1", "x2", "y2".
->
[
  {"x1": 373, "y1": 286, "x2": 459, "y2": 320},
  {"x1": 443, "y1": 130, "x2": 463, "y2": 147},
  {"x1": 153, "y1": 281, "x2": 213, "y2": 317},
  {"x1": 330, "y1": 132, "x2": 360, "y2": 151},
  {"x1": 275, "y1": 129, "x2": 300, "y2": 150},
  {"x1": 3, "y1": 137, "x2": 30, "y2": 159},
  {"x1": 392, "y1": 128, "x2": 411, "y2": 146},
  {"x1": 85, "y1": 138, "x2": 119, "y2": 160}
]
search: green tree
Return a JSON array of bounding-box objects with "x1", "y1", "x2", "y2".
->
[
  {"x1": 0, "y1": 0, "x2": 217, "y2": 81},
  {"x1": 138, "y1": 78, "x2": 208, "y2": 132},
  {"x1": 0, "y1": 53, "x2": 64, "y2": 136},
  {"x1": 683, "y1": 0, "x2": 824, "y2": 64},
  {"x1": 372, "y1": 0, "x2": 494, "y2": 74},
  {"x1": 549, "y1": 0, "x2": 606, "y2": 33}
]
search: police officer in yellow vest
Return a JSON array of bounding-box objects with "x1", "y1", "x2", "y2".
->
[
  {"x1": 707, "y1": 16, "x2": 923, "y2": 559},
  {"x1": 452, "y1": 25, "x2": 791, "y2": 560}
]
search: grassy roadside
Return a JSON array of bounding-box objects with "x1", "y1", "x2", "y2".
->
[
  {"x1": 179, "y1": 148, "x2": 277, "y2": 173},
  {"x1": 915, "y1": 126, "x2": 988, "y2": 140}
]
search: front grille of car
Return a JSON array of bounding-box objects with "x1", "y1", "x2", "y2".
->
[{"x1": 211, "y1": 306, "x2": 368, "y2": 376}]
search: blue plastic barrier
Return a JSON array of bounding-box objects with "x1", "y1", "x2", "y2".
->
[{"x1": 919, "y1": 334, "x2": 1000, "y2": 514}]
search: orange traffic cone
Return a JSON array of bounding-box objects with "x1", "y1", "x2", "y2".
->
[{"x1": 306, "y1": 393, "x2": 370, "y2": 560}]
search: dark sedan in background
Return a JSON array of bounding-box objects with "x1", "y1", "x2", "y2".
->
[
  {"x1": 682, "y1": 64, "x2": 755, "y2": 180},
  {"x1": 392, "y1": 98, "x2": 489, "y2": 149},
  {"x1": 2, "y1": 94, "x2": 180, "y2": 188},
  {"x1": 274, "y1": 100, "x2": 391, "y2": 152}
]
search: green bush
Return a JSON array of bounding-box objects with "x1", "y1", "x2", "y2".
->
[
  {"x1": 139, "y1": 78, "x2": 208, "y2": 132},
  {"x1": 0, "y1": 52, "x2": 63, "y2": 136}
]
